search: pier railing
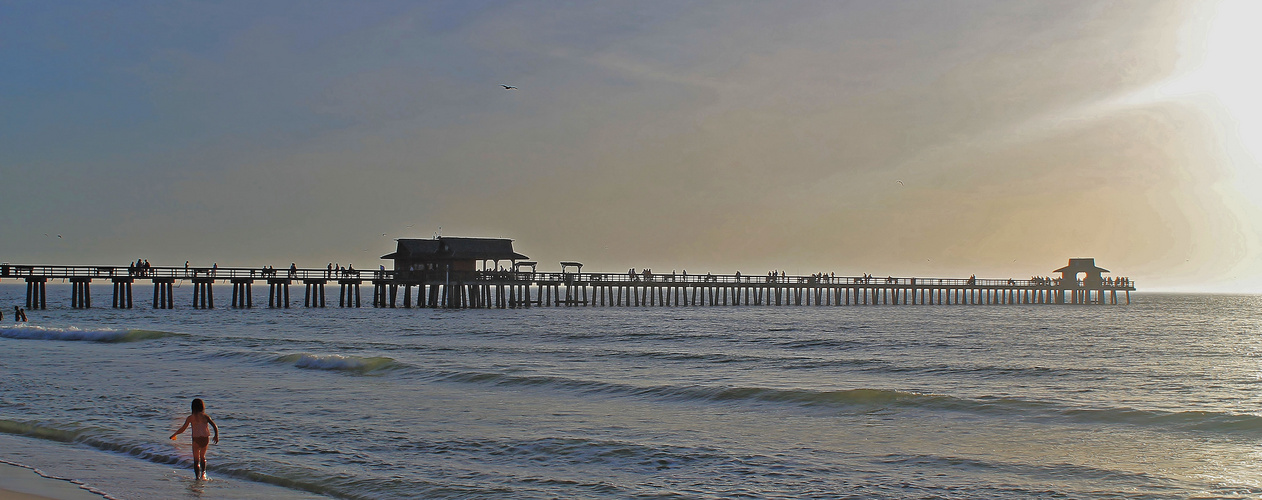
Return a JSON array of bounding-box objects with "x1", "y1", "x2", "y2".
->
[
  {"x1": 1, "y1": 264, "x2": 1136, "y2": 290},
  {"x1": 512, "y1": 272, "x2": 1134, "y2": 289},
  {"x1": 4, "y1": 262, "x2": 1139, "y2": 310},
  {"x1": 0, "y1": 264, "x2": 390, "y2": 281}
]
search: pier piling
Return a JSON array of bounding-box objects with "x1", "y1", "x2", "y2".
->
[
  {"x1": 231, "y1": 279, "x2": 253, "y2": 308},
  {"x1": 69, "y1": 277, "x2": 91, "y2": 309},
  {"x1": 152, "y1": 279, "x2": 174, "y2": 309},
  {"x1": 267, "y1": 279, "x2": 291, "y2": 308},
  {"x1": 111, "y1": 278, "x2": 133, "y2": 309},
  {"x1": 191, "y1": 278, "x2": 214, "y2": 309},
  {"x1": 25, "y1": 277, "x2": 47, "y2": 310}
]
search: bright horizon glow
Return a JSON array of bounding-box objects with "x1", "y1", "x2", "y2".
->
[
  {"x1": 1083, "y1": 0, "x2": 1262, "y2": 293},
  {"x1": 837, "y1": 0, "x2": 1262, "y2": 293},
  {"x1": 1171, "y1": 0, "x2": 1262, "y2": 293},
  {"x1": 1180, "y1": 0, "x2": 1262, "y2": 163}
]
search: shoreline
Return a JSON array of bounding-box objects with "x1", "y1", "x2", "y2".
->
[
  {"x1": 0, "y1": 433, "x2": 330, "y2": 499},
  {"x1": 0, "y1": 462, "x2": 110, "y2": 500}
]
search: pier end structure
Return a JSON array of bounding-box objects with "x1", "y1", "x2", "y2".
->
[
  {"x1": 382, "y1": 236, "x2": 529, "y2": 308},
  {"x1": 1054, "y1": 257, "x2": 1128, "y2": 304},
  {"x1": 384, "y1": 237, "x2": 528, "y2": 277}
]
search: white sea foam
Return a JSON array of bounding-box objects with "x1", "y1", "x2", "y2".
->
[
  {"x1": 0, "y1": 325, "x2": 173, "y2": 343},
  {"x1": 276, "y1": 353, "x2": 401, "y2": 374}
]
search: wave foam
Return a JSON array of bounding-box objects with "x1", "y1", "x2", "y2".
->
[
  {"x1": 434, "y1": 370, "x2": 1262, "y2": 434},
  {"x1": 0, "y1": 326, "x2": 176, "y2": 343},
  {"x1": 276, "y1": 353, "x2": 402, "y2": 374}
]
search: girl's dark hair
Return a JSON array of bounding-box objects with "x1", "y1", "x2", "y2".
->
[{"x1": 192, "y1": 398, "x2": 205, "y2": 413}]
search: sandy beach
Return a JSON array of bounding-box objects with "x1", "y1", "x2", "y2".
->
[{"x1": 0, "y1": 463, "x2": 106, "y2": 500}]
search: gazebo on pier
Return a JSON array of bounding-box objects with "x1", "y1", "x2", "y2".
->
[
  {"x1": 1054, "y1": 258, "x2": 1108, "y2": 287},
  {"x1": 1053, "y1": 258, "x2": 1113, "y2": 304}
]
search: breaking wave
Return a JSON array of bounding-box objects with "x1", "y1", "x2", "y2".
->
[
  {"x1": 275, "y1": 353, "x2": 403, "y2": 374},
  {"x1": 0, "y1": 325, "x2": 178, "y2": 343},
  {"x1": 432, "y1": 370, "x2": 1262, "y2": 434}
]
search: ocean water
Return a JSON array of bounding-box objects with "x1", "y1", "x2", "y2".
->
[{"x1": 2, "y1": 283, "x2": 1261, "y2": 499}]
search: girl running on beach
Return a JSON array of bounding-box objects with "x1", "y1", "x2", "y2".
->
[{"x1": 170, "y1": 398, "x2": 219, "y2": 480}]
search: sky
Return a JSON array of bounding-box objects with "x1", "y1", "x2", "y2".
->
[{"x1": 2, "y1": 0, "x2": 1261, "y2": 292}]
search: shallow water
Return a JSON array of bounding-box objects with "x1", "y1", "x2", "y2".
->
[{"x1": 2, "y1": 284, "x2": 1261, "y2": 499}]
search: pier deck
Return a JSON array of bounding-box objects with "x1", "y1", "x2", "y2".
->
[{"x1": 1, "y1": 264, "x2": 1134, "y2": 310}]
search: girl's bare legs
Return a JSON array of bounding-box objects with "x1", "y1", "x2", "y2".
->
[{"x1": 192, "y1": 442, "x2": 207, "y2": 479}]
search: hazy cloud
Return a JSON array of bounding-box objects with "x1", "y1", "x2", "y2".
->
[{"x1": 1, "y1": 0, "x2": 1254, "y2": 291}]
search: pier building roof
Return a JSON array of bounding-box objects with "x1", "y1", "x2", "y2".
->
[
  {"x1": 1053, "y1": 258, "x2": 1109, "y2": 275},
  {"x1": 381, "y1": 237, "x2": 527, "y2": 262}
]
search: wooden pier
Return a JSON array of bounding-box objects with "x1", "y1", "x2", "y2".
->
[{"x1": 0, "y1": 263, "x2": 1134, "y2": 310}]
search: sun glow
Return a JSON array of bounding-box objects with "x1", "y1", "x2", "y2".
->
[
  {"x1": 1196, "y1": 0, "x2": 1262, "y2": 283},
  {"x1": 1067, "y1": 0, "x2": 1262, "y2": 292},
  {"x1": 1167, "y1": 0, "x2": 1262, "y2": 164}
]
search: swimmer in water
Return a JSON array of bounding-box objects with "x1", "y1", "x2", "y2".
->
[{"x1": 169, "y1": 398, "x2": 219, "y2": 480}]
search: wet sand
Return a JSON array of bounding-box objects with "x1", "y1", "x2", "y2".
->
[
  {"x1": 0, "y1": 488, "x2": 63, "y2": 500},
  {"x1": 0, "y1": 462, "x2": 107, "y2": 500},
  {"x1": 0, "y1": 433, "x2": 329, "y2": 499}
]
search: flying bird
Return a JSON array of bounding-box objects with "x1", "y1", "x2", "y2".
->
[
  {"x1": 896, "y1": 180, "x2": 904, "y2": 186},
  {"x1": 501, "y1": 84, "x2": 518, "y2": 90}
]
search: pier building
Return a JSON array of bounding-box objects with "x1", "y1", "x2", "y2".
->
[{"x1": 384, "y1": 237, "x2": 528, "y2": 278}]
